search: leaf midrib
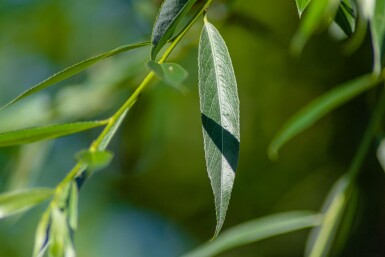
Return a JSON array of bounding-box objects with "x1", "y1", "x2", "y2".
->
[{"x1": 205, "y1": 22, "x2": 226, "y2": 221}]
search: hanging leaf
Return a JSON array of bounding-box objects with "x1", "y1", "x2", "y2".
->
[
  {"x1": 269, "y1": 74, "x2": 381, "y2": 159},
  {"x1": 334, "y1": 0, "x2": 356, "y2": 36},
  {"x1": 198, "y1": 20, "x2": 240, "y2": 237},
  {"x1": 376, "y1": 139, "x2": 385, "y2": 172},
  {"x1": 49, "y1": 208, "x2": 72, "y2": 257},
  {"x1": 147, "y1": 61, "x2": 189, "y2": 90},
  {"x1": 151, "y1": 0, "x2": 197, "y2": 59},
  {"x1": 76, "y1": 150, "x2": 113, "y2": 171},
  {"x1": 295, "y1": 0, "x2": 312, "y2": 16},
  {"x1": 0, "y1": 188, "x2": 54, "y2": 219},
  {"x1": 0, "y1": 121, "x2": 107, "y2": 147},
  {"x1": 291, "y1": 0, "x2": 340, "y2": 54},
  {"x1": 0, "y1": 41, "x2": 150, "y2": 110},
  {"x1": 182, "y1": 211, "x2": 322, "y2": 257},
  {"x1": 370, "y1": 0, "x2": 385, "y2": 74},
  {"x1": 97, "y1": 109, "x2": 129, "y2": 151},
  {"x1": 305, "y1": 176, "x2": 351, "y2": 257},
  {"x1": 68, "y1": 182, "x2": 79, "y2": 230},
  {"x1": 357, "y1": 0, "x2": 375, "y2": 19},
  {"x1": 33, "y1": 209, "x2": 51, "y2": 257}
]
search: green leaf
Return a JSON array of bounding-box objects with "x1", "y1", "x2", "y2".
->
[
  {"x1": 49, "y1": 208, "x2": 69, "y2": 257},
  {"x1": 198, "y1": 20, "x2": 240, "y2": 237},
  {"x1": 291, "y1": 0, "x2": 340, "y2": 54},
  {"x1": 151, "y1": 0, "x2": 197, "y2": 59},
  {"x1": 147, "y1": 61, "x2": 189, "y2": 90},
  {"x1": 68, "y1": 182, "x2": 78, "y2": 230},
  {"x1": 370, "y1": 0, "x2": 385, "y2": 74},
  {"x1": 357, "y1": 0, "x2": 375, "y2": 20},
  {"x1": 76, "y1": 150, "x2": 113, "y2": 171},
  {"x1": 376, "y1": 139, "x2": 385, "y2": 172},
  {"x1": 98, "y1": 109, "x2": 129, "y2": 151},
  {"x1": 0, "y1": 188, "x2": 53, "y2": 219},
  {"x1": 306, "y1": 176, "x2": 350, "y2": 257},
  {"x1": 33, "y1": 209, "x2": 51, "y2": 257},
  {"x1": 269, "y1": 74, "x2": 381, "y2": 159},
  {"x1": 334, "y1": 0, "x2": 356, "y2": 36},
  {"x1": 0, "y1": 41, "x2": 150, "y2": 110},
  {"x1": 295, "y1": 0, "x2": 312, "y2": 16},
  {"x1": 0, "y1": 120, "x2": 107, "y2": 147},
  {"x1": 182, "y1": 211, "x2": 322, "y2": 257}
]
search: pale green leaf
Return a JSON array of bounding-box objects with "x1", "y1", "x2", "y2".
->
[
  {"x1": 76, "y1": 150, "x2": 113, "y2": 171},
  {"x1": 269, "y1": 74, "x2": 381, "y2": 159},
  {"x1": 0, "y1": 188, "x2": 53, "y2": 219},
  {"x1": 357, "y1": 0, "x2": 375, "y2": 20},
  {"x1": 370, "y1": 0, "x2": 385, "y2": 74},
  {"x1": 0, "y1": 121, "x2": 107, "y2": 147},
  {"x1": 182, "y1": 211, "x2": 322, "y2": 257},
  {"x1": 98, "y1": 109, "x2": 129, "y2": 151},
  {"x1": 68, "y1": 182, "x2": 78, "y2": 230},
  {"x1": 296, "y1": 0, "x2": 312, "y2": 16},
  {"x1": 334, "y1": 0, "x2": 356, "y2": 36},
  {"x1": 151, "y1": 0, "x2": 197, "y2": 59},
  {"x1": 49, "y1": 208, "x2": 68, "y2": 257},
  {"x1": 147, "y1": 61, "x2": 189, "y2": 90},
  {"x1": 1, "y1": 41, "x2": 150, "y2": 110},
  {"x1": 33, "y1": 209, "x2": 51, "y2": 257},
  {"x1": 306, "y1": 176, "x2": 350, "y2": 257},
  {"x1": 291, "y1": 0, "x2": 340, "y2": 54},
  {"x1": 198, "y1": 20, "x2": 240, "y2": 237},
  {"x1": 376, "y1": 139, "x2": 385, "y2": 172}
]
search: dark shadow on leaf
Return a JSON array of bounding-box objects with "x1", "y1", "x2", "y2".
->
[{"x1": 201, "y1": 114, "x2": 240, "y2": 172}]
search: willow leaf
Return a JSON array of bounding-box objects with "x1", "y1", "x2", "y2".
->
[
  {"x1": 182, "y1": 211, "x2": 322, "y2": 257},
  {"x1": 1, "y1": 41, "x2": 150, "y2": 110},
  {"x1": 306, "y1": 176, "x2": 350, "y2": 257},
  {"x1": 296, "y1": 0, "x2": 312, "y2": 16},
  {"x1": 0, "y1": 121, "x2": 107, "y2": 147},
  {"x1": 198, "y1": 20, "x2": 240, "y2": 237},
  {"x1": 334, "y1": 0, "x2": 356, "y2": 36},
  {"x1": 0, "y1": 188, "x2": 53, "y2": 219},
  {"x1": 33, "y1": 209, "x2": 51, "y2": 257},
  {"x1": 291, "y1": 0, "x2": 340, "y2": 54},
  {"x1": 49, "y1": 208, "x2": 70, "y2": 257},
  {"x1": 370, "y1": 0, "x2": 385, "y2": 74},
  {"x1": 269, "y1": 74, "x2": 380, "y2": 159},
  {"x1": 148, "y1": 61, "x2": 189, "y2": 89},
  {"x1": 151, "y1": 0, "x2": 197, "y2": 59},
  {"x1": 76, "y1": 150, "x2": 113, "y2": 171}
]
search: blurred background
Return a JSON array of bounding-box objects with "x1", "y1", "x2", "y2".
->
[{"x1": 0, "y1": 0, "x2": 384, "y2": 256}]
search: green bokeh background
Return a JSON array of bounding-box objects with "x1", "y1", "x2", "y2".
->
[{"x1": 0, "y1": 0, "x2": 384, "y2": 256}]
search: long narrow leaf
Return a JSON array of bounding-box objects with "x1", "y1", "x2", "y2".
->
[
  {"x1": 151, "y1": 0, "x2": 197, "y2": 59},
  {"x1": 0, "y1": 188, "x2": 54, "y2": 219},
  {"x1": 0, "y1": 41, "x2": 150, "y2": 110},
  {"x1": 182, "y1": 211, "x2": 322, "y2": 257},
  {"x1": 33, "y1": 209, "x2": 51, "y2": 257},
  {"x1": 334, "y1": 0, "x2": 356, "y2": 36},
  {"x1": 306, "y1": 176, "x2": 350, "y2": 257},
  {"x1": 0, "y1": 121, "x2": 107, "y2": 147},
  {"x1": 370, "y1": 0, "x2": 385, "y2": 74},
  {"x1": 198, "y1": 20, "x2": 240, "y2": 237},
  {"x1": 291, "y1": 0, "x2": 340, "y2": 53},
  {"x1": 269, "y1": 73, "x2": 381, "y2": 159}
]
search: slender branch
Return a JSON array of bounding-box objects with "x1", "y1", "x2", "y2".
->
[{"x1": 54, "y1": 0, "x2": 214, "y2": 204}]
